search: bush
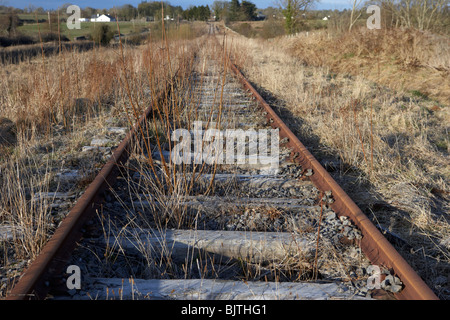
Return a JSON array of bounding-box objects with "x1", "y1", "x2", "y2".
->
[
  {"x1": 126, "y1": 33, "x2": 145, "y2": 45},
  {"x1": 235, "y1": 23, "x2": 254, "y2": 38},
  {"x1": 91, "y1": 24, "x2": 114, "y2": 46},
  {"x1": 0, "y1": 35, "x2": 35, "y2": 47},
  {"x1": 40, "y1": 32, "x2": 70, "y2": 43}
]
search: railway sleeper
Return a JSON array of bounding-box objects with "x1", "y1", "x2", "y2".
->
[
  {"x1": 96, "y1": 228, "x2": 315, "y2": 265},
  {"x1": 57, "y1": 278, "x2": 373, "y2": 300}
]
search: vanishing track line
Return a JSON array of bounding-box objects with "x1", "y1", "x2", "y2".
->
[{"x1": 6, "y1": 24, "x2": 438, "y2": 301}]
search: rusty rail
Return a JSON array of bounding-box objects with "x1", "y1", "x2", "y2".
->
[
  {"x1": 226, "y1": 50, "x2": 438, "y2": 300},
  {"x1": 6, "y1": 91, "x2": 165, "y2": 300}
]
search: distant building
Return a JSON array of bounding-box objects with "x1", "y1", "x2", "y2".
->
[
  {"x1": 79, "y1": 18, "x2": 89, "y2": 22},
  {"x1": 256, "y1": 12, "x2": 266, "y2": 21},
  {"x1": 91, "y1": 14, "x2": 116, "y2": 22}
]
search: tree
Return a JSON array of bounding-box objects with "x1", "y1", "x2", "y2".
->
[
  {"x1": 1, "y1": 11, "x2": 20, "y2": 37},
  {"x1": 212, "y1": 1, "x2": 228, "y2": 21},
  {"x1": 82, "y1": 7, "x2": 96, "y2": 19},
  {"x1": 375, "y1": 0, "x2": 448, "y2": 31},
  {"x1": 229, "y1": 0, "x2": 242, "y2": 21},
  {"x1": 241, "y1": 1, "x2": 257, "y2": 20},
  {"x1": 25, "y1": 4, "x2": 37, "y2": 14},
  {"x1": 116, "y1": 4, "x2": 137, "y2": 21},
  {"x1": 183, "y1": 5, "x2": 211, "y2": 21},
  {"x1": 200, "y1": 5, "x2": 211, "y2": 21},
  {"x1": 278, "y1": 0, "x2": 317, "y2": 34},
  {"x1": 261, "y1": 6, "x2": 282, "y2": 20},
  {"x1": 91, "y1": 24, "x2": 113, "y2": 45},
  {"x1": 282, "y1": 0, "x2": 295, "y2": 34},
  {"x1": 138, "y1": 1, "x2": 181, "y2": 21},
  {"x1": 349, "y1": 0, "x2": 363, "y2": 31}
]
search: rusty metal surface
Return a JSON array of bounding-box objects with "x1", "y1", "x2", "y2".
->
[
  {"x1": 228, "y1": 61, "x2": 438, "y2": 300},
  {"x1": 6, "y1": 101, "x2": 154, "y2": 300}
]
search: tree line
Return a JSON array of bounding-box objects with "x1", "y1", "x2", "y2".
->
[
  {"x1": 182, "y1": 5, "x2": 211, "y2": 21},
  {"x1": 115, "y1": 1, "x2": 260, "y2": 22},
  {"x1": 212, "y1": 0, "x2": 258, "y2": 22},
  {"x1": 0, "y1": 1, "x2": 259, "y2": 23},
  {"x1": 261, "y1": 0, "x2": 448, "y2": 34}
]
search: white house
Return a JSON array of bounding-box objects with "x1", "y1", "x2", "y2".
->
[{"x1": 91, "y1": 14, "x2": 116, "y2": 22}]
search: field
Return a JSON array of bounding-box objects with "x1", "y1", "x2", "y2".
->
[
  {"x1": 0, "y1": 16, "x2": 448, "y2": 299},
  {"x1": 1, "y1": 12, "x2": 184, "y2": 43},
  {"x1": 15, "y1": 18, "x2": 161, "y2": 40},
  {"x1": 16, "y1": 20, "x2": 149, "y2": 40}
]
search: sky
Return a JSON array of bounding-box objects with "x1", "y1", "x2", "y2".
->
[{"x1": 2, "y1": 0, "x2": 353, "y2": 11}]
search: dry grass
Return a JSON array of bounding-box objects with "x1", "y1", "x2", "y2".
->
[
  {"x1": 1, "y1": 20, "x2": 447, "y2": 298},
  {"x1": 0, "y1": 22, "x2": 207, "y2": 297},
  {"x1": 77, "y1": 34, "x2": 241, "y2": 282},
  {"x1": 90, "y1": 33, "x2": 373, "y2": 290},
  {"x1": 281, "y1": 27, "x2": 450, "y2": 105},
  {"x1": 121, "y1": 34, "x2": 227, "y2": 229},
  {"x1": 223, "y1": 27, "x2": 449, "y2": 299}
]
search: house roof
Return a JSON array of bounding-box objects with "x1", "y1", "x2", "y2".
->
[{"x1": 91, "y1": 14, "x2": 115, "y2": 19}]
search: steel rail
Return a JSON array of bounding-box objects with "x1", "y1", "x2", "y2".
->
[
  {"x1": 5, "y1": 87, "x2": 169, "y2": 300},
  {"x1": 225, "y1": 46, "x2": 438, "y2": 300}
]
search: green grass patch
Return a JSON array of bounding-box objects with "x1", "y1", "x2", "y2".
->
[
  {"x1": 410, "y1": 90, "x2": 429, "y2": 100},
  {"x1": 342, "y1": 52, "x2": 355, "y2": 59},
  {"x1": 16, "y1": 21, "x2": 151, "y2": 41}
]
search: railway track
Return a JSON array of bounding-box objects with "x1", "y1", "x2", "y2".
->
[{"x1": 5, "y1": 24, "x2": 438, "y2": 301}]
